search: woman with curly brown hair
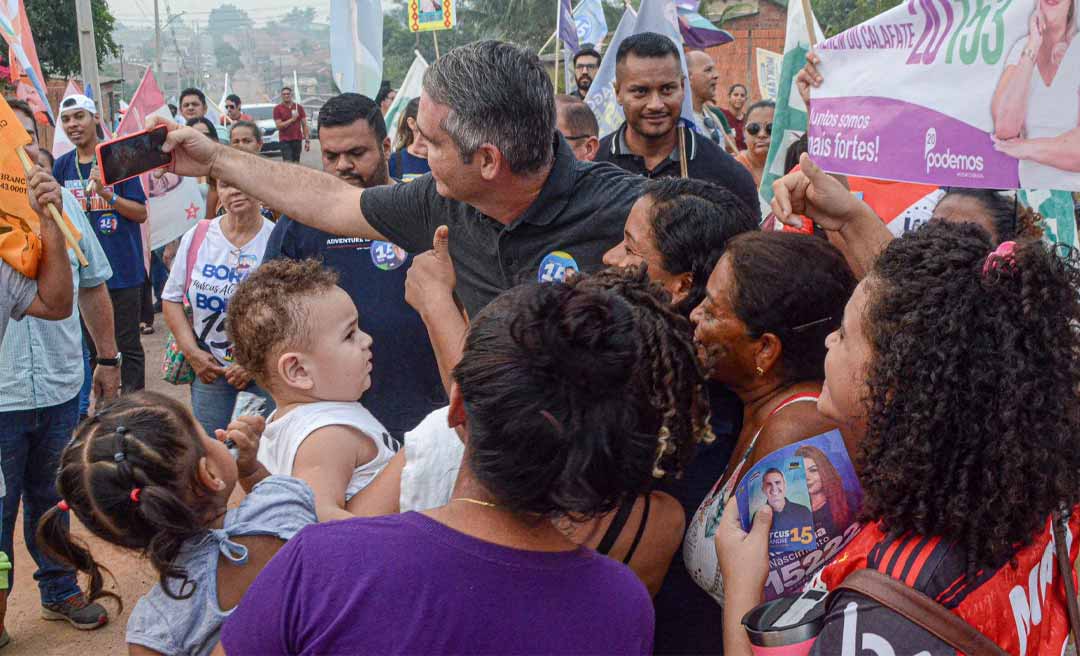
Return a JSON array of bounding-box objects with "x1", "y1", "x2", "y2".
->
[{"x1": 718, "y1": 216, "x2": 1080, "y2": 655}]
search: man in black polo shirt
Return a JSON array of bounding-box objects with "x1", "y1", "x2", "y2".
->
[
  {"x1": 151, "y1": 40, "x2": 644, "y2": 318},
  {"x1": 264, "y1": 93, "x2": 444, "y2": 439},
  {"x1": 595, "y1": 32, "x2": 760, "y2": 220}
]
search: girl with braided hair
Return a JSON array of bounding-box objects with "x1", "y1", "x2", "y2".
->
[
  {"x1": 718, "y1": 222, "x2": 1080, "y2": 655},
  {"x1": 34, "y1": 392, "x2": 316, "y2": 656}
]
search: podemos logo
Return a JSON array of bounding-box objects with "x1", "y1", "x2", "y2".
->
[{"x1": 923, "y1": 127, "x2": 984, "y2": 177}]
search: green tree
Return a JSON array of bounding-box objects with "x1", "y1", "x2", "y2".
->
[
  {"x1": 283, "y1": 8, "x2": 318, "y2": 32},
  {"x1": 4, "y1": 0, "x2": 120, "y2": 77},
  {"x1": 208, "y1": 4, "x2": 253, "y2": 39},
  {"x1": 809, "y1": 0, "x2": 904, "y2": 36},
  {"x1": 214, "y1": 41, "x2": 244, "y2": 76}
]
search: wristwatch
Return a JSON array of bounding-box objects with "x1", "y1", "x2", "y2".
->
[{"x1": 96, "y1": 354, "x2": 122, "y2": 368}]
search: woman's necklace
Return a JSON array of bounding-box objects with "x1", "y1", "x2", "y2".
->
[{"x1": 451, "y1": 497, "x2": 500, "y2": 509}]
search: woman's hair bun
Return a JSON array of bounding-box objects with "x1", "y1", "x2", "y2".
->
[{"x1": 510, "y1": 283, "x2": 639, "y2": 394}]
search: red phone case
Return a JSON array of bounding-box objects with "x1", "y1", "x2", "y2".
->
[{"x1": 95, "y1": 125, "x2": 173, "y2": 187}]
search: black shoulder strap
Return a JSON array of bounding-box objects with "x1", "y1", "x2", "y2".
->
[
  {"x1": 596, "y1": 497, "x2": 636, "y2": 556},
  {"x1": 623, "y1": 493, "x2": 651, "y2": 565},
  {"x1": 833, "y1": 569, "x2": 1008, "y2": 656}
]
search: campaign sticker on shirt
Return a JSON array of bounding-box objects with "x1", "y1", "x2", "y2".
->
[
  {"x1": 235, "y1": 253, "x2": 259, "y2": 279},
  {"x1": 96, "y1": 213, "x2": 119, "y2": 236},
  {"x1": 538, "y1": 251, "x2": 579, "y2": 283},
  {"x1": 370, "y1": 241, "x2": 407, "y2": 271}
]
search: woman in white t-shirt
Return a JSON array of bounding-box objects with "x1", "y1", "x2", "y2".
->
[
  {"x1": 162, "y1": 179, "x2": 276, "y2": 437},
  {"x1": 991, "y1": 0, "x2": 1080, "y2": 188}
]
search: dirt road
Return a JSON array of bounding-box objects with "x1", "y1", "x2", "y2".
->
[{"x1": 5, "y1": 318, "x2": 224, "y2": 654}]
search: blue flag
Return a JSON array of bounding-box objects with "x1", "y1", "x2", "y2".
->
[
  {"x1": 558, "y1": 0, "x2": 579, "y2": 51},
  {"x1": 574, "y1": 0, "x2": 608, "y2": 46}
]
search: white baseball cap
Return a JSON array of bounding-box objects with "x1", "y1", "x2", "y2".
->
[{"x1": 59, "y1": 94, "x2": 97, "y2": 117}]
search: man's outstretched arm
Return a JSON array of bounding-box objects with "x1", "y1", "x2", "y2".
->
[{"x1": 150, "y1": 116, "x2": 387, "y2": 240}]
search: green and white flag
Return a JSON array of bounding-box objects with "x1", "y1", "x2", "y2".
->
[
  {"x1": 384, "y1": 52, "x2": 429, "y2": 148},
  {"x1": 760, "y1": 0, "x2": 824, "y2": 208},
  {"x1": 1021, "y1": 189, "x2": 1078, "y2": 251}
]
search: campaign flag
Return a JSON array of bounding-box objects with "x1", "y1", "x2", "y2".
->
[
  {"x1": 809, "y1": 0, "x2": 1080, "y2": 191},
  {"x1": 384, "y1": 52, "x2": 429, "y2": 149},
  {"x1": 583, "y1": 7, "x2": 637, "y2": 136},
  {"x1": 584, "y1": 0, "x2": 698, "y2": 137},
  {"x1": 0, "y1": 96, "x2": 82, "y2": 278},
  {"x1": 759, "y1": 0, "x2": 824, "y2": 205},
  {"x1": 219, "y1": 72, "x2": 231, "y2": 110},
  {"x1": 332, "y1": 0, "x2": 384, "y2": 98},
  {"x1": 408, "y1": 0, "x2": 456, "y2": 32},
  {"x1": 0, "y1": 0, "x2": 53, "y2": 125},
  {"x1": 677, "y1": 5, "x2": 734, "y2": 48},
  {"x1": 575, "y1": 0, "x2": 608, "y2": 46},
  {"x1": 558, "y1": 0, "x2": 580, "y2": 52},
  {"x1": 756, "y1": 48, "x2": 782, "y2": 101},
  {"x1": 118, "y1": 69, "x2": 205, "y2": 251}
]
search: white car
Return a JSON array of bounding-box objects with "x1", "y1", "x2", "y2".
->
[{"x1": 243, "y1": 103, "x2": 284, "y2": 157}]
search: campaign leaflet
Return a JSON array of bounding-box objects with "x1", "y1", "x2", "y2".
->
[
  {"x1": 738, "y1": 457, "x2": 815, "y2": 553},
  {"x1": 734, "y1": 429, "x2": 864, "y2": 600}
]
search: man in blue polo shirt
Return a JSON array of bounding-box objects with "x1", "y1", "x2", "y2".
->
[
  {"x1": 265, "y1": 93, "x2": 444, "y2": 439},
  {"x1": 53, "y1": 94, "x2": 148, "y2": 392}
]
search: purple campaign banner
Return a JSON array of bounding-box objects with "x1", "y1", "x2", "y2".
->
[
  {"x1": 808, "y1": 97, "x2": 1020, "y2": 188},
  {"x1": 810, "y1": 0, "x2": 1080, "y2": 191}
]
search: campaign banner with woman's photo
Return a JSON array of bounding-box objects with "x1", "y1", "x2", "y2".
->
[
  {"x1": 733, "y1": 430, "x2": 863, "y2": 600},
  {"x1": 808, "y1": 0, "x2": 1080, "y2": 191}
]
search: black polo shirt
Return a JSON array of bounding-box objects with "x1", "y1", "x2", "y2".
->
[
  {"x1": 596, "y1": 122, "x2": 761, "y2": 221},
  {"x1": 360, "y1": 135, "x2": 644, "y2": 317}
]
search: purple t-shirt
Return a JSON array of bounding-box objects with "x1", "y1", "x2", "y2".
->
[{"x1": 222, "y1": 512, "x2": 655, "y2": 655}]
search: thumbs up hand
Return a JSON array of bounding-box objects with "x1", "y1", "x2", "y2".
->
[
  {"x1": 770, "y1": 153, "x2": 866, "y2": 232},
  {"x1": 405, "y1": 225, "x2": 458, "y2": 317}
]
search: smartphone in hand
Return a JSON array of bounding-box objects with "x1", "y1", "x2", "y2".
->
[{"x1": 96, "y1": 126, "x2": 173, "y2": 187}]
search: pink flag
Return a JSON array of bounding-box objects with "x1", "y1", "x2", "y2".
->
[
  {"x1": 119, "y1": 69, "x2": 206, "y2": 253},
  {"x1": 0, "y1": 0, "x2": 54, "y2": 124}
]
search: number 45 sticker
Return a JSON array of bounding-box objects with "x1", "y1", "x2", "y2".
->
[{"x1": 538, "y1": 251, "x2": 579, "y2": 283}]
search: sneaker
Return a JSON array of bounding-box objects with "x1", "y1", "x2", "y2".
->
[
  {"x1": 40, "y1": 593, "x2": 108, "y2": 630},
  {"x1": 140, "y1": 322, "x2": 155, "y2": 335}
]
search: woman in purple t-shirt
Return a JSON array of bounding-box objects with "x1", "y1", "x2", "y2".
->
[{"x1": 219, "y1": 282, "x2": 663, "y2": 655}]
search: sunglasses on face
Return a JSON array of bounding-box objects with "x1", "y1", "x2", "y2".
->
[
  {"x1": 746, "y1": 122, "x2": 773, "y2": 137},
  {"x1": 226, "y1": 104, "x2": 236, "y2": 109}
]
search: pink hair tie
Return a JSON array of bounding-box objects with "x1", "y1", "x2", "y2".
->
[
  {"x1": 982, "y1": 240, "x2": 1018, "y2": 277},
  {"x1": 130, "y1": 488, "x2": 142, "y2": 503},
  {"x1": 57, "y1": 500, "x2": 70, "y2": 512}
]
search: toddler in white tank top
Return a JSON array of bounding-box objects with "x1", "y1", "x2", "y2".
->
[{"x1": 228, "y1": 259, "x2": 401, "y2": 521}]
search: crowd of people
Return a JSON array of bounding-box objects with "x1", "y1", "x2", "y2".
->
[{"x1": 2, "y1": 28, "x2": 1080, "y2": 656}]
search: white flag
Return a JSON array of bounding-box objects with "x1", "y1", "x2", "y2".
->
[{"x1": 331, "y1": 0, "x2": 384, "y2": 98}]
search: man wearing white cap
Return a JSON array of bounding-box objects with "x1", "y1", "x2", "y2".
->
[{"x1": 53, "y1": 94, "x2": 148, "y2": 393}]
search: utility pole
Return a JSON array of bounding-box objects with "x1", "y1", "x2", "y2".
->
[
  {"x1": 154, "y1": 0, "x2": 162, "y2": 76},
  {"x1": 75, "y1": 0, "x2": 102, "y2": 111},
  {"x1": 195, "y1": 21, "x2": 201, "y2": 88}
]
